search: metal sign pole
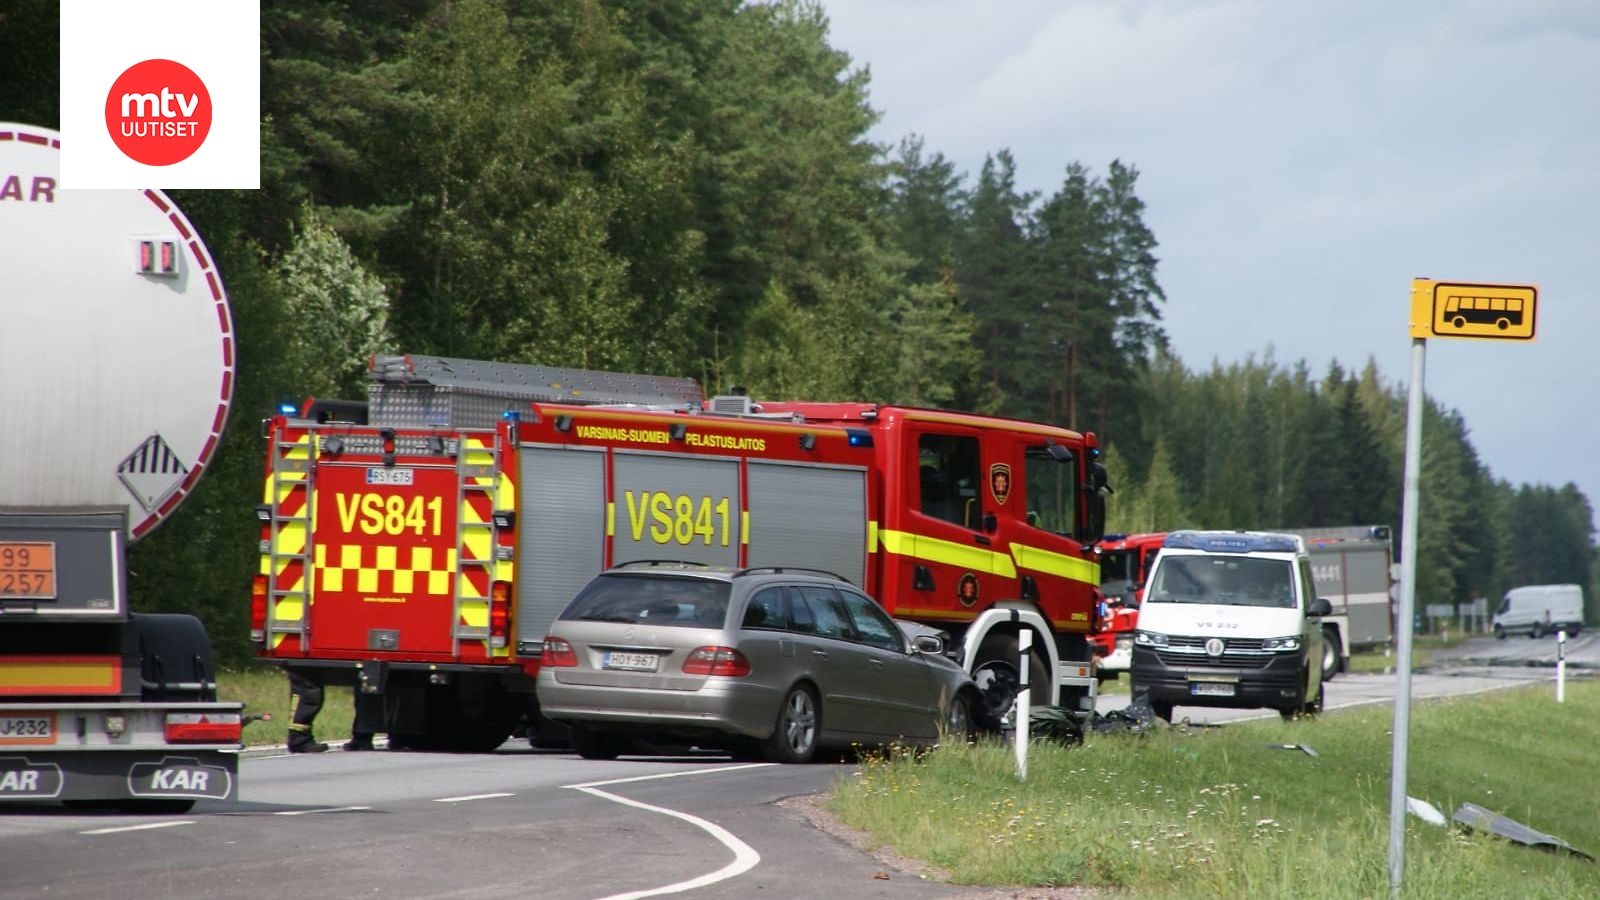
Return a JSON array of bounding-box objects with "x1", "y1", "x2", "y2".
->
[{"x1": 1389, "y1": 336, "x2": 1426, "y2": 896}]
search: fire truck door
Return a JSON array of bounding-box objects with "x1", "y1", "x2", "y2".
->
[
  {"x1": 309, "y1": 462, "x2": 459, "y2": 654},
  {"x1": 901, "y1": 430, "x2": 998, "y2": 609},
  {"x1": 517, "y1": 445, "x2": 606, "y2": 651}
]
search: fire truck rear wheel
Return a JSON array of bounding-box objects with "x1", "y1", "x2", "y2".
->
[
  {"x1": 570, "y1": 726, "x2": 624, "y2": 761},
  {"x1": 1320, "y1": 626, "x2": 1341, "y2": 680},
  {"x1": 972, "y1": 632, "x2": 1051, "y2": 720}
]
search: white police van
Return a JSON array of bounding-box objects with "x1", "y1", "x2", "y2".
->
[{"x1": 1130, "y1": 531, "x2": 1331, "y2": 722}]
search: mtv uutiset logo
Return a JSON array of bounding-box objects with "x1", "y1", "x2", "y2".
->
[
  {"x1": 105, "y1": 59, "x2": 213, "y2": 166},
  {"x1": 60, "y1": 1, "x2": 259, "y2": 189}
]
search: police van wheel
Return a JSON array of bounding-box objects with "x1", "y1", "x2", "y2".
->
[
  {"x1": 1494, "y1": 624, "x2": 1506, "y2": 640},
  {"x1": 1150, "y1": 702, "x2": 1174, "y2": 723},
  {"x1": 1530, "y1": 623, "x2": 1544, "y2": 639},
  {"x1": 1320, "y1": 628, "x2": 1340, "y2": 681}
]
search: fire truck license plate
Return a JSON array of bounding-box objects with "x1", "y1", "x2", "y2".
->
[
  {"x1": 0, "y1": 541, "x2": 56, "y2": 599},
  {"x1": 1190, "y1": 682, "x2": 1236, "y2": 697},
  {"x1": 0, "y1": 713, "x2": 56, "y2": 744},
  {"x1": 365, "y1": 467, "x2": 414, "y2": 486},
  {"x1": 603, "y1": 652, "x2": 660, "y2": 672}
]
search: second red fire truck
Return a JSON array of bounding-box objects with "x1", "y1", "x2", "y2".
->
[{"x1": 254, "y1": 356, "x2": 1110, "y2": 749}]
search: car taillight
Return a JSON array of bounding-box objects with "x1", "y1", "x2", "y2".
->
[
  {"x1": 682, "y1": 646, "x2": 751, "y2": 677},
  {"x1": 250, "y1": 575, "x2": 268, "y2": 642},
  {"x1": 490, "y1": 581, "x2": 510, "y2": 648},
  {"x1": 543, "y1": 637, "x2": 579, "y2": 667},
  {"x1": 165, "y1": 712, "x2": 243, "y2": 743}
]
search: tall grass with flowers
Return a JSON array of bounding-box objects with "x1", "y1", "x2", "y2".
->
[{"x1": 830, "y1": 679, "x2": 1600, "y2": 898}]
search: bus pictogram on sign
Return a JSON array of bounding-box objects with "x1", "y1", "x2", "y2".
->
[{"x1": 1409, "y1": 280, "x2": 1537, "y2": 341}]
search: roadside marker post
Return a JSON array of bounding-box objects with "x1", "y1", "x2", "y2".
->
[
  {"x1": 1557, "y1": 630, "x2": 1567, "y2": 704},
  {"x1": 1015, "y1": 629, "x2": 1032, "y2": 781},
  {"x1": 1391, "y1": 278, "x2": 1539, "y2": 897}
]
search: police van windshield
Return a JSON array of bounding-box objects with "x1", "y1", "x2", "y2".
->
[{"x1": 1147, "y1": 556, "x2": 1296, "y2": 608}]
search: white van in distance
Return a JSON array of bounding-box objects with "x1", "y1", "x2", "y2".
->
[
  {"x1": 1131, "y1": 531, "x2": 1332, "y2": 722},
  {"x1": 1492, "y1": 584, "x2": 1585, "y2": 639}
]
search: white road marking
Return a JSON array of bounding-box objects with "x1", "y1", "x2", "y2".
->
[
  {"x1": 565, "y1": 762, "x2": 773, "y2": 790},
  {"x1": 432, "y1": 792, "x2": 514, "y2": 803},
  {"x1": 80, "y1": 820, "x2": 194, "y2": 835},
  {"x1": 275, "y1": 806, "x2": 372, "y2": 816},
  {"x1": 564, "y1": 764, "x2": 770, "y2": 900}
]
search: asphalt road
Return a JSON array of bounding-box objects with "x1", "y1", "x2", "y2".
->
[
  {"x1": 0, "y1": 746, "x2": 966, "y2": 900},
  {"x1": 1, "y1": 657, "x2": 1580, "y2": 900}
]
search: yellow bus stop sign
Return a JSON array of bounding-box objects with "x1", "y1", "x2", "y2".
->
[{"x1": 1410, "y1": 279, "x2": 1537, "y2": 341}]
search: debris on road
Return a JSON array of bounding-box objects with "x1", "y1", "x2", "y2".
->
[
  {"x1": 1265, "y1": 743, "x2": 1319, "y2": 758},
  {"x1": 1406, "y1": 796, "x2": 1447, "y2": 827},
  {"x1": 1452, "y1": 802, "x2": 1595, "y2": 862}
]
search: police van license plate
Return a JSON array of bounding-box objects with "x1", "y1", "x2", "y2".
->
[
  {"x1": 0, "y1": 712, "x2": 56, "y2": 744},
  {"x1": 1190, "y1": 682, "x2": 1236, "y2": 697},
  {"x1": 603, "y1": 652, "x2": 659, "y2": 672}
]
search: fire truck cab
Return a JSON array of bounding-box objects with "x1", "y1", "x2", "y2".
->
[{"x1": 254, "y1": 356, "x2": 1109, "y2": 750}]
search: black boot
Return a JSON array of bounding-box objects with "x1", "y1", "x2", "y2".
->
[
  {"x1": 287, "y1": 731, "x2": 329, "y2": 753},
  {"x1": 344, "y1": 734, "x2": 375, "y2": 752}
]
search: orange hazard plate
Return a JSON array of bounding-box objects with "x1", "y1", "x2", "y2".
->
[{"x1": 0, "y1": 542, "x2": 56, "y2": 599}]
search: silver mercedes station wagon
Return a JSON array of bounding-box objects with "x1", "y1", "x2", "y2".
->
[{"x1": 536, "y1": 563, "x2": 984, "y2": 763}]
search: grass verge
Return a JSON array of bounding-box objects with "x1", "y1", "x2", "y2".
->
[
  {"x1": 829, "y1": 680, "x2": 1599, "y2": 898},
  {"x1": 219, "y1": 666, "x2": 355, "y2": 747}
]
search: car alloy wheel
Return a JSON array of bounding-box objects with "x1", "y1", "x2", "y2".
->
[{"x1": 762, "y1": 685, "x2": 819, "y2": 764}]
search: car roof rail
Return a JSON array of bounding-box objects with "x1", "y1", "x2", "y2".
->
[
  {"x1": 611, "y1": 559, "x2": 711, "y2": 570},
  {"x1": 733, "y1": 566, "x2": 854, "y2": 584}
]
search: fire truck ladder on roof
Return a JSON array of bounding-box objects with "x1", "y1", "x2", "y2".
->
[
  {"x1": 262, "y1": 432, "x2": 315, "y2": 645},
  {"x1": 452, "y1": 429, "x2": 506, "y2": 654}
]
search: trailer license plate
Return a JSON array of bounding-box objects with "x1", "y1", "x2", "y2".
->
[
  {"x1": 365, "y1": 467, "x2": 414, "y2": 486},
  {"x1": 603, "y1": 652, "x2": 660, "y2": 672},
  {"x1": 0, "y1": 713, "x2": 56, "y2": 745},
  {"x1": 1190, "y1": 682, "x2": 1236, "y2": 697},
  {"x1": 0, "y1": 541, "x2": 56, "y2": 599}
]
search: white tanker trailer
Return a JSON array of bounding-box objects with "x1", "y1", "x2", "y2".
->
[{"x1": 0, "y1": 123, "x2": 243, "y2": 811}]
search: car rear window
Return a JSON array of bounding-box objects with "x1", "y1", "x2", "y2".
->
[{"x1": 559, "y1": 574, "x2": 732, "y2": 628}]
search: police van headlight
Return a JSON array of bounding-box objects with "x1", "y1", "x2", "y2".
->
[
  {"x1": 1134, "y1": 630, "x2": 1168, "y2": 648},
  {"x1": 1262, "y1": 636, "x2": 1301, "y2": 652}
]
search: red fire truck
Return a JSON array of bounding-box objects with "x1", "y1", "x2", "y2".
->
[
  {"x1": 1089, "y1": 532, "x2": 1166, "y2": 680},
  {"x1": 253, "y1": 356, "x2": 1109, "y2": 750}
]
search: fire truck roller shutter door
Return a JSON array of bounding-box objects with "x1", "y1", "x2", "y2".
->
[
  {"x1": 745, "y1": 461, "x2": 867, "y2": 587},
  {"x1": 517, "y1": 446, "x2": 606, "y2": 650},
  {"x1": 610, "y1": 453, "x2": 741, "y2": 568}
]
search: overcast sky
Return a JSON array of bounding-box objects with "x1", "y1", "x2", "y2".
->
[{"x1": 821, "y1": 0, "x2": 1599, "y2": 530}]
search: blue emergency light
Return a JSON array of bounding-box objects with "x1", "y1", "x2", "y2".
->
[{"x1": 1163, "y1": 530, "x2": 1300, "y2": 554}]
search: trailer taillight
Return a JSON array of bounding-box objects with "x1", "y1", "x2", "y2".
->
[
  {"x1": 250, "y1": 575, "x2": 268, "y2": 642},
  {"x1": 542, "y1": 637, "x2": 578, "y2": 667},
  {"x1": 490, "y1": 581, "x2": 510, "y2": 648},
  {"x1": 682, "y1": 646, "x2": 751, "y2": 677},
  {"x1": 165, "y1": 712, "x2": 243, "y2": 743}
]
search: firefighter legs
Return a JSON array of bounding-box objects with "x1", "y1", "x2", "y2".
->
[
  {"x1": 347, "y1": 690, "x2": 384, "y2": 751},
  {"x1": 287, "y1": 671, "x2": 329, "y2": 753}
]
